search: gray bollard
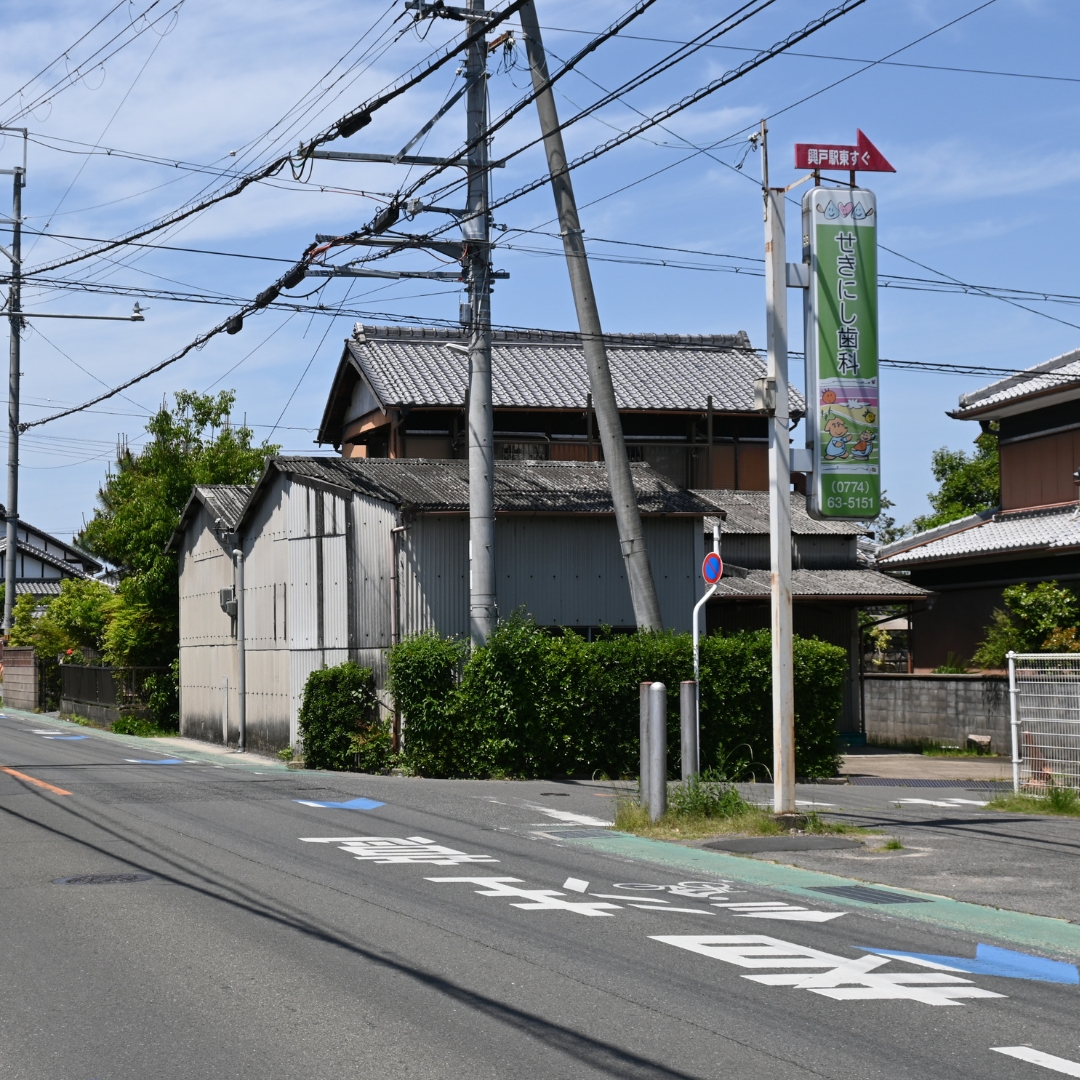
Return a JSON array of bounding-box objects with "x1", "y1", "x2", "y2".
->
[
  {"x1": 639, "y1": 682, "x2": 652, "y2": 808},
  {"x1": 648, "y1": 682, "x2": 667, "y2": 821},
  {"x1": 680, "y1": 680, "x2": 698, "y2": 782}
]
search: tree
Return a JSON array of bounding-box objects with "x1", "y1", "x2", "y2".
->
[
  {"x1": 971, "y1": 581, "x2": 1080, "y2": 669},
  {"x1": 911, "y1": 427, "x2": 999, "y2": 534},
  {"x1": 78, "y1": 391, "x2": 278, "y2": 667}
]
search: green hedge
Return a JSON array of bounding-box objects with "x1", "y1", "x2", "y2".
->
[
  {"x1": 389, "y1": 615, "x2": 844, "y2": 780},
  {"x1": 298, "y1": 661, "x2": 393, "y2": 772}
]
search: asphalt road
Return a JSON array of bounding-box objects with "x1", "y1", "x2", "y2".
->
[{"x1": 3, "y1": 713, "x2": 1080, "y2": 1080}]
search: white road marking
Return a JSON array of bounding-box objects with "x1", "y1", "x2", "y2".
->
[
  {"x1": 991, "y1": 1048, "x2": 1080, "y2": 1077},
  {"x1": 711, "y1": 901, "x2": 846, "y2": 922},
  {"x1": 795, "y1": 800, "x2": 836, "y2": 808},
  {"x1": 301, "y1": 835, "x2": 498, "y2": 865},
  {"x1": 527, "y1": 806, "x2": 611, "y2": 826},
  {"x1": 591, "y1": 894, "x2": 669, "y2": 902},
  {"x1": 31, "y1": 729, "x2": 62, "y2": 734},
  {"x1": 562, "y1": 877, "x2": 589, "y2": 892},
  {"x1": 614, "y1": 881, "x2": 735, "y2": 899},
  {"x1": 628, "y1": 904, "x2": 714, "y2": 914},
  {"x1": 653, "y1": 935, "x2": 1006, "y2": 1006},
  {"x1": 428, "y1": 877, "x2": 621, "y2": 916},
  {"x1": 897, "y1": 798, "x2": 987, "y2": 808}
]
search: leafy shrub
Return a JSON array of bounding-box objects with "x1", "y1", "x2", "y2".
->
[
  {"x1": 390, "y1": 616, "x2": 845, "y2": 780},
  {"x1": 111, "y1": 715, "x2": 172, "y2": 737},
  {"x1": 973, "y1": 581, "x2": 1080, "y2": 668},
  {"x1": 298, "y1": 661, "x2": 391, "y2": 772},
  {"x1": 141, "y1": 659, "x2": 180, "y2": 731},
  {"x1": 667, "y1": 775, "x2": 745, "y2": 818},
  {"x1": 931, "y1": 652, "x2": 969, "y2": 674}
]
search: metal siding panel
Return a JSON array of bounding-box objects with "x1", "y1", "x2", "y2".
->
[
  {"x1": 288, "y1": 481, "x2": 319, "y2": 652},
  {"x1": 352, "y1": 493, "x2": 395, "y2": 648},
  {"x1": 643, "y1": 517, "x2": 699, "y2": 633},
  {"x1": 322, "y1": 491, "x2": 349, "y2": 650},
  {"x1": 403, "y1": 515, "x2": 468, "y2": 638},
  {"x1": 495, "y1": 517, "x2": 635, "y2": 628}
]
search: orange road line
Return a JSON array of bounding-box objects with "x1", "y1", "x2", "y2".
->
[{"x1": 0, "y1": 766, "x2": 71, "y2": 795}]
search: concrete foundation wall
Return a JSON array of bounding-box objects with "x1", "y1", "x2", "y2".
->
[{"x1": 864, "y1": 673, "x2": 1011, "y2": 753}]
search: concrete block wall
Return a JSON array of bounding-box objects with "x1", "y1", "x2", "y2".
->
[
  {"x1": 864, "y1": 673, "x2": 1011, "y2": 753},
  {"x1": 1, "y1": 647, "x2": 39, "y2": 712}
]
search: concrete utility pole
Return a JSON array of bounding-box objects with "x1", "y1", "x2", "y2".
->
[
  {"x1": 760, "y1": 122, "x2": 796, "y2": 815},
  {"x1": 2, "y1": 146, "x2": 24, "y2": 634},
  {"x1": 465, "y1": 0, "x2": 497, "y2": 647},
  {"x1": 519, "y1": 2, "x2": 663, "y2": 630}
]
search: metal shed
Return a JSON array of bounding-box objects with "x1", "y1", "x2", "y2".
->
[{"x1": 170, "y1": 458, "x2": 710, "y2": 754}]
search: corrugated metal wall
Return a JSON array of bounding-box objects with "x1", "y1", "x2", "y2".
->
[
  {"x1": 399, "y1": 514, "x2": 468, "y2": 639},
  {"x1": 352, "y1": 493, "x2": 395, "y2": 649}
]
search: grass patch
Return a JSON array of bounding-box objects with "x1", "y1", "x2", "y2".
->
[
  {"x1": 882, "y1": 837, "x2": 904, "y2": 850},
  {"x1": 921, "y1": 745, "x2": 998, "y2": 758},
  {"x1": 65, "y1": 713, "x2": 106, "y2": 729},
  {"x1": 613, "y1": 777, "x2": 873, "y2": 841},
  {"x1": 110, "y1": 715, "x2": 176, "y2": 738},
  {"x1": 987, "y1": 785, "x2": 1080, "y2": 817}
]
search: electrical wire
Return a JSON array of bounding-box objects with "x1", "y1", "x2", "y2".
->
[{"x1": 24, "y1": 0, "x2": 532, "y2": 278}]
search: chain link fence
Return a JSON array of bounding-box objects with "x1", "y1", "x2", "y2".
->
[{"x1": 1008, "y1": 652, "x2": 1080, "y2": 792}]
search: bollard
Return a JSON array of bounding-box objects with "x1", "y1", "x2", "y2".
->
[
  {"x1": 639, "y1": 682, "x2": 652, "y2": 808},
  {"x1": 680, "y1": 680, "x2": 698, "y2": 782},
  {"x1": 648, "y1": 682, "x2": 667, "y2": 821}
]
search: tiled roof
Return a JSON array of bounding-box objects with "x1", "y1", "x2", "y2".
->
[
  {"x1": 949, "y1": 346, "x2": 1080, "y2": 418},
  {"x1": 695, "y1": 489, "x2": 866, "y2": 536},
  {"x1": 0, "y1": 536, "x2": 95, "y2": 579},
  {"x1": 256, "y1": 457, "x2": 713, "y2": 516},
  {"x1": 876, "y1": 503, "x2": 1080, "y2": 566},
  {"x1": 318, "y1": 324, "x2": 804, "y2": 442},
  {"x1": 165, "y1": 484, "x2": 254, "y2": 553},
  {"x1": 711, "y1": 567, "x2": 929, "y2": 600},
  {"x1": 196, "y1": 485, "x2": 253, "y2": 532}
]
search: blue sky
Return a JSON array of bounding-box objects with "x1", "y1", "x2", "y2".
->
[{"x1": 1, "y1": 0, "x2": 1077, "y2": 542}]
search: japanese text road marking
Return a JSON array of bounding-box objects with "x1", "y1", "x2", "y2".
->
[
  {"x1": 301, "y1": 835, "x2": 497, "y2": 865},
  {"x1": 991, "y1": 1048, "x2": 1080, "y2": 1077},
  {"x1": 0, "y1": 766, "x2": 71, "y2": 795},
  {"x1": 653, "y1": 935, "x2": 1006, "y2": 1006},
  {"x1": 427, "y1": 877, "x2": 621, "y2": 916}
]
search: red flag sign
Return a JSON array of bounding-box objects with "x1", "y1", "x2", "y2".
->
[{"x1": 794, "y1": 129, "x2": 895, "y2": 172}]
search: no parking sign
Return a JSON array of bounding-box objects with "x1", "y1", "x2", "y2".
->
[{"x1": 701, "y1": 552, "x2": 723, "y2": 585}]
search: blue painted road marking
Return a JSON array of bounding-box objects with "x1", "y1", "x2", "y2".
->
[
  {"x1": 44, "y1": 735, "x2": 88, "y2": 740},
  {"x1": 859, "y1": 943, "x2": 1079, "y2": 984},
  {"x1": 294, "y1": 797, "x2": 385, "y2": 810},
  {"x1": 125, "y1": 758, "x2": 187, "y2": 765}
]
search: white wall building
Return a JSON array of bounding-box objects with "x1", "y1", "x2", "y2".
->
[{"x1": 168, "y1": 457, "x2": 709, "y2": 754}]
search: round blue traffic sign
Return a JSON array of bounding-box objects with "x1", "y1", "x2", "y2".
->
[{"x1": 702, "y1": 552, "x2": 723, "y2": 584}]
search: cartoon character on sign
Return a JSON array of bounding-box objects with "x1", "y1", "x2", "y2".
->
[
  {"x1": 823, "y1": 417, "x2": 852, "y2": 459},
  {"x1": 821, "y1": 389, "x2": 837, "y2": 405},
  {"x1": 851, "y1": 431, "x2": 875, "y2": 460}
]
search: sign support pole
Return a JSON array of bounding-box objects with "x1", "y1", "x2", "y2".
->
[{"x1": 761, "y1": 123, "x2": 796, "y2": 815}]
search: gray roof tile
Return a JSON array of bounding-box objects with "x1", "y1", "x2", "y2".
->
[
  {"x1": 696, "y1": 489, "x2": 865, "y2": 536},
  {"x1": 195, "y1": 485, "x2": 253, "y2": 532},
  {"x1": 950, "y1": 346, "x2": 1080, "y2": 418},
  {"x1": 877, "y1": 503, "x2": 1080, "y2": 566},
  {"x1": 712, "y1": 567, "x2": 929, "y2": 600},
  {"x1": 347, "y1": 324, "x2": 804, "y2": 414},
  {"x1": 261, "y1": 457, "x2": 712, "y2": 516}
]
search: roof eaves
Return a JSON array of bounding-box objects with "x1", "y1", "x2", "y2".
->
[{"x1": 876, "y1": 507, "x2": 998, "y2": 562}]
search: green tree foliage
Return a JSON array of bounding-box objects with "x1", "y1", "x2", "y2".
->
[
  {"x1": 911, "y1": 428, "x2": 999, "y2": 534},
  {"x1": 389, "y1": 615, "x2": 845, "y2": 780},
  {"x1": 78, "y1": 391, "x2": 278, "y2": 667},
  {"x1": 7, "y1": 579, "x2": 116, "y2": 662},
  {"x1": 972, "y1": 581, "x2": 1080, "y2": 668},
  {"x1": 298, "y1": 661, "x2": 391, "y2": 772}
]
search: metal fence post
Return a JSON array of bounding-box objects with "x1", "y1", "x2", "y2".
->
[
  {"x1": 680, "y1": 680, "x2": 698, "y2": 781},
  {"x1": 1008, "y1": 651, "x2": 1020, "y2": 794},
  {"x1": 639, "y1": 681, "x2": 652, "y2": 808},
  {"x1": 648, "y1": 682, "x2": 667, "y2": 821}
]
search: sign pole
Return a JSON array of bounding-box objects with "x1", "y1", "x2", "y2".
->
[
  {"x1": 761, "y1": 122, "x2": 796, "y2": 816},
  {"x1": 692, "y1": 523, "x2": 722, "y2": 778}
]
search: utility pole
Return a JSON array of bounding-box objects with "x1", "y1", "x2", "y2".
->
[
  {"x1": 1, "y1": 129, "x2": 26, "y2": 634},
  {"x1": 1, "y1": 129, "x2": 142, "y2": 635},
  {"x1": 759, "y1": 121, "x2": 796, "y2": 815},
  {"x1": 518, "y1": 2, "x2": 663, "y2": 630},
  {"x1": 464, "y1": 0, "x2": 496, "y2": 647}
]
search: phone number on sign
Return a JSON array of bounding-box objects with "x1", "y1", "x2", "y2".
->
[{"x1": 826, "y1": 496, "x2": 877, "y2": 510}]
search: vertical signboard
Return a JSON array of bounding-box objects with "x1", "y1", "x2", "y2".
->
[{"x1": 802, "y1": 186, "x2": 880, "y2": 519}]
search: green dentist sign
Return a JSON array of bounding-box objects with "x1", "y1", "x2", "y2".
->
[{"x1": 802, "y1": 186, "x2": 880, "y2": 519}]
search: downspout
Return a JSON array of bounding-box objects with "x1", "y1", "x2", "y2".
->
[{"x1": 233, "y1": 548, "x2": 246, "y2": 753}]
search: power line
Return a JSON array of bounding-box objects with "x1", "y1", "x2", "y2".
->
[
  {"x1": 23, "y1": 0, "x2": 532, "y2": 278},
  {"x1": 538, "y1": 26, "x2": 1080, "y2": 87}
]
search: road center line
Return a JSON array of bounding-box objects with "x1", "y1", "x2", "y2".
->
[
  {"x1": 0, "y1": 767, "x2": 72, "y2": 795},
  {"x1": 991, "y1": 1047, "x2": 1080, "y2": 1076}
]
